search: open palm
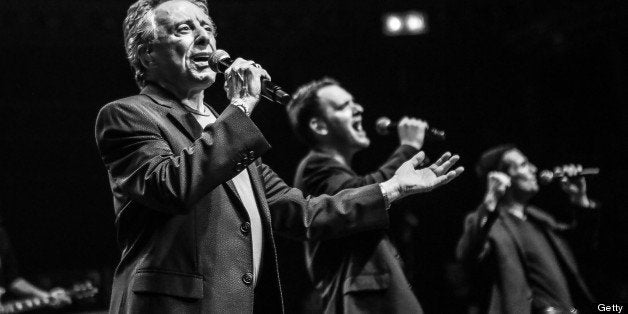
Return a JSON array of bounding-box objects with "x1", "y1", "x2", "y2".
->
[{"x1": 394, "y1": 151, "x2": 464, "y2": 194}]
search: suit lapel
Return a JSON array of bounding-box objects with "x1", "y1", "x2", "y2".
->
[
  {"x1": 204, "y1": 105, "x2": 251, "y2": 221},
  {"x1": 166, "y1": 111, "x2": 202, "y2": 142},
  {"x1": 498, "y1": 213, "x2": 533, "y2": 280},
  {"x1": 168, "y1": 110, "x2": 248, "y2": 220},
  {"x1": 535, "y1": 220, "x2": 594, "y2": 300},
  {"x1": 501, "y1": 208, "x2": 595, "y2": 302},
  {"x1": 140, "y1": 84, "x2": 201, "y2": 142},
  {"x1": 498, "y1": 215, "x2": 527, "y2": 259},
  {"x1": 525, "y1": 208, "x2": 581, "y2": 276},
  {"x1": 246, "y1": 160, "x2": 282, "y2": 287},
  {"x1": 223, "y1": 179, "x2": 251, "y2": 222},
  {"x1": 246, "y1": 161, "x2": 273, "y2": 231},
  {"x1": 141, "y1": 84, "x2": 249, "y2": 221}
]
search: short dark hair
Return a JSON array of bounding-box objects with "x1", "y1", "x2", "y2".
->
[
  {"x1": 123, "y1": 0, "x2": 212, "y2": 88},
  {"x1": 286, "y1": 77, "x2": 339, "y2": 146},
  {"x1": 475, "y1": 144, "x2": 517, "y2": 179}
]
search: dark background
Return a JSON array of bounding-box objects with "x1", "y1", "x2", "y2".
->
[{"x1": 0, "y1": 0, "x2": 626, "y2": 312}]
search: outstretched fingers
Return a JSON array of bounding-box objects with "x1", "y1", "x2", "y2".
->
[
  {"x1": 430, "y1": 152, "x2": 452, "y2": 169},
  {"x1": 432, "y1": 166, "x2": 465, "y2": 188},
  {"x1": 445, "y1": 166, "x2": 465, "y2": 183},
  {"x1": 431, "y1": 154, "x2": 460, "y2": 175},
  {"x1": 408, "y1": 151, "x2": 426, "y2": 168}
]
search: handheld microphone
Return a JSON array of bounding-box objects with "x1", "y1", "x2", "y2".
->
[
  {"x1": 375, "y1": 116, "x2": 446, "y2": 141},
  {"x1": 538, "y1": 167, "x2": 600, "y2": 185},
  {"x1": 209, "y1": 50, "x2": 291, "y2": 105}
]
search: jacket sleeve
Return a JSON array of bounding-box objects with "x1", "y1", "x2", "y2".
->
[
  {"x1": 455, "y1": 204, "x2": 499, "y2": 265},
  {"x1": 258, "y1": 162, "x2": 390, "y2": 241},
  {"x1": 95, "y1": 102, "x2": 270, "y2": 214},
  {"x1": 303, "y1": 145, "x2": 419, "y2": 196}
]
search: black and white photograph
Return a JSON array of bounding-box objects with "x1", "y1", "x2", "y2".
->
[{"x1": 0, "y1": 0, "x2": 626, "y2": 313}]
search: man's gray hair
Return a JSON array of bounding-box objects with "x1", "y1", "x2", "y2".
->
[{"x1": 123, "y1": 0, "x2": 211, "y2": 88}]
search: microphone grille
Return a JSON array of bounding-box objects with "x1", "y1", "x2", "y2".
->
[
  {"x1": 538, "y1": 170, "x2": 554, "y2": 185},
  {"x1": 209, "y1": 49, "x2": 230, "y2": 73},
  {"x1": 375, "y1": 117, "x2": 392, "y2": 135}
]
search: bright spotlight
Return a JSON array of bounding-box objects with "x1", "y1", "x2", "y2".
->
[
  {"x1": 383, "y1": 11, "x2": 428, "y2": 36},
  {"x1": 405, "y1": 11, "x2": 426, "y2": 34},
  {"x1": 383, "y1": 14, "x2": 404, "y2": 35}
]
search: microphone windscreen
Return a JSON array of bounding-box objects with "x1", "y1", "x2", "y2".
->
[
  {"x1": 538, "y1": 170, "x2": 554, "y2": 185},
  {"x1": 375, "y1": 117, "x2": 392, "y2": 135},
  {"x1": 209, "y1": 49, "x2": 231, "y2": 73}
]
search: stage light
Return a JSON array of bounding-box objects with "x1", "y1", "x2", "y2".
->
[
  {"x1": 405, "y1": 11, "x2": 426, "y2": 34},
  {"x1": 383, "y1": 14, "x2": 404, "y2": 35},
  {"x1": 383, "y1": 11, "x2": 427, "y2": 36}
]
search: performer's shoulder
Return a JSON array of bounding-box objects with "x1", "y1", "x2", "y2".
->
[
  {"x1": 98, "y1": 94, "x2": 162, "y2": 118},
  {"x1": 526, "y1": 206, "x2": 558, "y2": 225},
  {"x1": 462, "y1": 206, "x2": 487, "y2": 224},
  {"x1": 103, "y1": 94, "x2": 155, "y2": 109},
  {"x1": 463, "y1": 209, "x2": 480, "y2": 222},
  {"x1": 300, "y1": 151, "x2": 348, "y2": 173}
]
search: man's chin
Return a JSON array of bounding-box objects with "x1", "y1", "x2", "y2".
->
[
  {"x1": 527, "y1": 187, "x2": 539, "y2": 196},
  {"x1": 190, "y1": 70, "x2": 216, "y2": 84},
  {"x1": 356, "y1": 138, "x2": 370, "y2": 148}
]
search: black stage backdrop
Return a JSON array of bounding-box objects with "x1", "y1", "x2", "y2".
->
[{"x1": 0, "y1": 0, "x2": 626, "y2": 311}]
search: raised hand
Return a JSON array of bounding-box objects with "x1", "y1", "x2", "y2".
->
[
  {"x1": 483, "y1": 171, "x2": 511, "y2": 211},
  {"x1": 556, "y1": 164, "x2": 591, "y2": 207},
  {"x1": 397, "y1": 117, "x2": 428, "y2": 150},
  {"x1": 384, "y1": 151, "x2": 464, "y2": 202},
  {"x1": 223, "y1": 58, "x2": 271, "y2": 115}
]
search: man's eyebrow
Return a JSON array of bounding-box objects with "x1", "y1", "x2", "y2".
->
[
  {"x1": 335, "y1": 100, "x2": 351, "y2": 107},
  {"x1": 200, "y1": 20, "x2": 215, "y2": 29},
  {"x1": 175, "y1": 19, "x2": 193, "y2": 26}
]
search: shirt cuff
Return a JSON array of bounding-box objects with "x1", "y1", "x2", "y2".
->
[
  {"x1": 230, "y1": 98, "x2": 249, "y2": 116},
  {"x1": 379, "y1": 183, "x2": 390, "y2": 210},
  {"x1": 379, "y1": 180, "x2": 402, "y2": 210}
]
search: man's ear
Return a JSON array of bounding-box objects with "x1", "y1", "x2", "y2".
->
[
  {"x1": 138, "y1": 45, "x2": 154, "y2": 69},
  {"x1": 309, "y1": 117, "x2": 328, "y2": 136}
]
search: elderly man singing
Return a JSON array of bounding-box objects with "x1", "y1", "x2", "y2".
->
[{"x1": 95, "y1": 1, "x2": 464, "y2": 313}]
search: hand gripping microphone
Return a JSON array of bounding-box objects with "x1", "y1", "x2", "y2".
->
[
  {"x1": 375, "y1": 116, "x2": 446, "y2": 141},
  {"x1": 538, "y1": 167, "x2": 600, "y2": 185},
  {"x1": 208, "y1": 49, "x2": 291, "y2": 105}
]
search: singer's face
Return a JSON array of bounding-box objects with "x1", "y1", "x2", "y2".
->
[
  {"x1": 503, "y1": 149, "x2": 539, "y2": 195},
  {"x1": 317, "y1": 85, "x2": 370, "y2": 150},
  {"x1": 148, "y1": 0, "x2": 217, "y2": 92}
]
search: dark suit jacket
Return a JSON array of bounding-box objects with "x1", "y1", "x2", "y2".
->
[
  {"x1": 294, "y1": 146, "x2": 424, "y2": 314},
  {"x1": 95, "y1": 84, "x2": 392, "y2": 314},
  {"x1": 456, "y1": 204, "x2": 595, "y2": 314}
]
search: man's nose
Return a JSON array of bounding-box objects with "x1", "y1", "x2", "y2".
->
[
  {"x1": 353, "y1": 103, "x2": 364, "y2": 114},
  {"x1": 195, "y1": 28, "x2": 211, "y2": 47}
]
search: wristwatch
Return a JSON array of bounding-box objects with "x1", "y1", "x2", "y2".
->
[{"x1": 231, "y1": 98, "x2": 249, "y2": 116}]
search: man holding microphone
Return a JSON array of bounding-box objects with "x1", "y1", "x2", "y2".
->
[
  {"x1": 456, "y1": 145, "x2": 598, "y2": 313},
  {"x1": 286, "y1": 77, "x2": 449, "y2": 313}
]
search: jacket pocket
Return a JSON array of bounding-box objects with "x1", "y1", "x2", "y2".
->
[
  {"x1": 131, "y1": 269, "x2": 204, "y2": 299},
  {"x1": 343, "y1": 273, "x2": 390, "y2": 293}
]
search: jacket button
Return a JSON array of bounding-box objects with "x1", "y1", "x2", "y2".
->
[
  {"x1": 242, "y1": 272, "x2": 253, "y2": 285},
  {"x1": 240, "y1": 222, "x2": 251, "y2": 234}
]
